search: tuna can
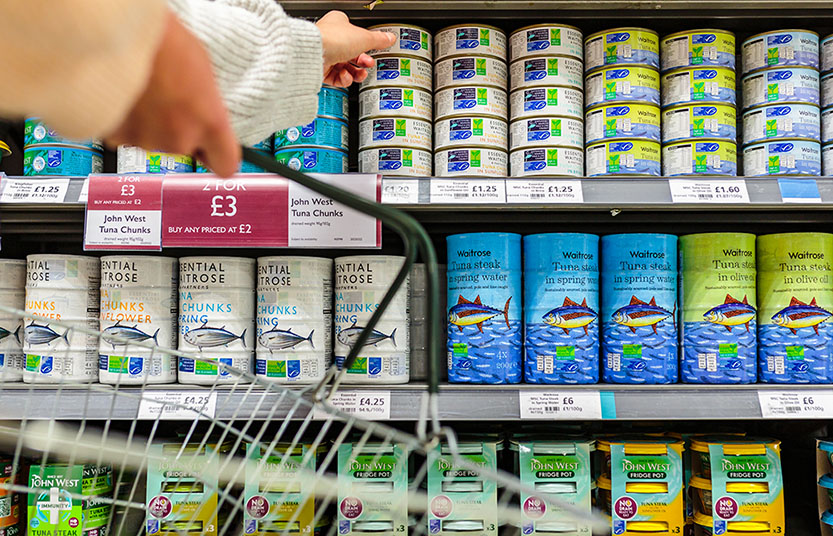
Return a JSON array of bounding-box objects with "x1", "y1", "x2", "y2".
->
[
  {"x1": 24, "y1": 145, "x2": 103, "y2": 176},
  {"x1": 274, "y1": 147, "x2": 348, "y2": 173},
  {"x1": 23, "y1": 255, "x2": 100, "y2": 383},
  {"x1": 435, "y1": 24, "x2": 507, "y2": 63},
  {"x1": 601, "y1": 234, "x2": 679, "y2": 384},
  {"x1": 447, "y1": 233, "x2": 522, "y2": 384},
  {"x1": 359, "y1": 87, "x2": 432, "y2": 121},
  {"x1": 662, "y1": 139, "x2": 738, "y2": 176},
  {"x1": 367, "y1": 24, "x2": 432, "y2": 62},
  {"x1": 116, "y1": 146, "x2": 193, "y2": 174},
  {"x1": 99, "y1": 256, "x2": 178, "y2": 385},
  {"x1": 742, "y1": 67, "x2": 820, "y2": 111},
  {"x1": 825, "y1": 142, "x2": 833, "y2": 174},
  {"x1": 823, "y1": 34, "x2": 833, "y2": 73},
  {"x1": 319, "y1": 85, "x2": 349, "y2": 122},
  {"x1": 509, "y1": 146, "x2": 584, "y2": 177},
  {"x1": 584, "y1": 27, "x2": 660, "y2": 72},
  {"x1": 757, "y1": 233, "x2": 833, "y2": 383},
  {"x1": 196, "y1": 151, "x2": 270, "y2": 174},
  {"x1": 661, "y1": 67, "x2": 736, "y2": 108},
  {"x1": 509, "y1": 24, "x2": 583, "y2": 63},
  {"x1": 679, "y1": 233, "x2": 757, "y2": 384},
  {"x1": 662, "y1": 103, "x2": 737, "y2": 144},
  {"x1": 435, "y1": 147, "x2": 508, "y2": 177},
  {"x1": 256, "y1": 257, "x2": 332, "y2": 384},
  {"x1": 523, "y1": 233, "x2": 600, "y2": 383},
  {"x1": 825, "y1": 107, "x2": 833, "y2": 143},
  {"x1": 509, "y1": 56, "x2": 583, "y2": 91},
  {"x1": 660, "y1": 29, "x2": 736, "y2": 73},
  {"x1": 334, "y1": 256, "x2": 410, "y2": 384},
  {"x1": 822, "y1": 72, "x2": 833, "y2": 108},
  {"x1": 742, "y1": 30, "x2": 820, "y2": 75},
  {"x1": 0, "y1": 260, "x2": 26, "y2": 381},
  {"x1": 275, "y1": 117, "x2": 349, "y2": 151},
  {"x1": 24, "y1": 118, "x2": 102, "y2": 151},
  {"x1": 178, "y1": 257, "x2": 255, "y2": 385},
  {"x1": 358, "y1": 117, "x2": 432, "y2": 151},
  {"x1": 510, "y1": 117, "x2": 583, "y2": 150},
  {"x1": 742, "y1": 139, "x2": 821, "y2": 176},
  {"x1": 435, "y1": 56, "x2": 508, "y2": 91},
  {"x1": 742, "y1": 103, "x2": 821, "y2": 145},
  {"x1": 435, "y1": 116, "x2": 508, "y2": 150},
  {"x1": 435, "y1": 86, "x2": 508, "y2": 121},
  {"x1": 509, "y1": 86, "x2": 584, "y2": 121},
  {"x1": 584, "y1": 66, "x2": 661, "y2": 109},
  {"x1": 585, "y1": 139, "x2": 661, "y2": 177},
  {"x1": 358, "y1": 147, "x2": 432, "y2": 177},
  {"x1": 361, "y1": 56, "x2": 432, "y2": 92},
  {"x1": 586, "y1": 103, "x2": 661, "y2": 144}
]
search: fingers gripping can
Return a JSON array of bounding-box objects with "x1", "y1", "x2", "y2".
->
[{"x1": 0, "y1": 260, "x2": 26, "y2": 381}]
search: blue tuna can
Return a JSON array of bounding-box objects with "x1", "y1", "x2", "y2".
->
[
  {"x1": 275, "y1": 117, "x2": 349, "y2": 151},
  {"x1": 601, "y1": 234, "x2": 678, "y2": 384},
  {"x1": 447, "y1": 233, "x2": 522, "y2": 384},
  {"x1": 274, "y1": 147, "x2": 348, "y2": 173},
  {"x1": 24, "y1": 118, "x2": 103, "y2": 151},
  {"x1": 319, "y1": 85, "x2": 349, "y2": 121},
  {"x1": 524, "y1": 233, "x2": 600, "y2": 384},
  {"x1": 23, "y1": 145, "x2": 103, "y2": 176}
]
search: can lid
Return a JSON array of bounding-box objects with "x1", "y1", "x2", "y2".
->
[
  {"x1": 741, "y1": 65, "x2": 820, "y2": 78},
  {"x1": 662, "y1": 28, "x2": 736, "y2": 41},
  {"x1": 743, "y1": 102, "x2": 819, "y2": 114},
  {"x1": 819, "y1": 440, "x2": 833, "y2": 453},
  {"x1": 819, "y1": 474, "x2": 833, "y2": 489},
  {"x1": 663, "y1": 102, "x2": 736, "y2": 113},
  {"x1": 661, "y1": 65, "x2": 736, "y2": 77},
  {"x1": 689, "y1": 436, "x2": 781, "y2": 454},
  {"x1": 0, "y1": 140, "x2": 10, "y2": 157},
  {"x1": 743, "y1": 29, "x2": 820, "y2": 44},
  {"x1": 823, "y1": 509, "x2": 833, "y2": 527},
  {"x1": 690, "y1": 475, "x2": 711, "y2": 490},
  {"x1": 587, "y1": 101, "x2": 662, "y2": 114}
]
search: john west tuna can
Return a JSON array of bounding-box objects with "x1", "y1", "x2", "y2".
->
[
  {"x1": 585, "y1": 66, "x2": 661, "y2": 108},
  {"x1": 662, "y1": 104, "x2": 737, "y2": 143},
  {"x1": 99, "y1": 257, "x2": 178, "y2": 385},
  {"x1": 359, "y1": 87, "x2": 432, "y2": 121},
  {"x1": 509, "y1": 146, "x2": 583, "y2": 177},
  {"x1": 510, "y1": 86, "x2": 583, "y2": 121},
  {"x1": 662, "y1": 139, "x2": 738, "y2": 176},
  {"x1": 358, "y1": 147, "x2": 432, "y2": 177},
  {"x1": 585, "y1": 139, "x2": 661, "y2": 176},
  {"x1": 742, "y1": 30, "x2": 820, "y2": 75},
  {"x1": 660, "y1": 30, "x2": 736, "y2": 72},
  {"x1": 358, "y1": 117, "x2": 432, "y2": 151},
  {"x1": 435, "y1": 24, "x2": 507, "y2": 63},
  {"x1": 585, "y1": 27, "x2": 660, "y2": 72},
  {"x1": 435, "y1": 147, "x2": 508, "y2": 177},
  {"x1": 524, "y1": 234, "x2": 600, "y2": 384},
  {"x1": 436, "y1": 116, "x2": 508, "y2": 150},
  {"x1": 509, "y1": 24, "x2": 583, "y2": 63},
  {"x1": 661, "y1": 67, "x2": 736, "y2": 107},
  {"x1": 680, "y1": 233, "x2": 757, "y2": 384},
  {"x1": 334, "y1": 256, "x2": 409, "y2": 384},
  {"x1": 116, "y1": 146, "x2": 193, "y2": 174},
  {"x1": 256, "y1": 257, "x2": 332, "y2": 384},
  {"x1": 601, "y1": 234, "x2": 678, "y2": 384},
  {"x1": 178, "y1": 257, "x2": 255, "y2": 384},
  {"x1": 24, "y1": 255, "x2": 100, "y2": 383},
  {"x1": 585, "y1": 103, "x2": 661, "y2": 144},
  {"x1": 0, "y1": 260, "x2": 25, "y2": 381},
  {"x1": 742, "y1": 67, "x2": 820, "y2": 110},
  {"x1": 275, "y1": 117, "x2": 349, "y2": 151},
  {"x1": 742, "y1": 103, "x2": 821, "y2": 145},
  {"x1": 447, "y1": 233, "x2": 522, "y2": 384},
  {"x1": 757, "y1": 233, "x2": 833, "y2": 383},
  {"x1": 510, "y1": 117, "x2": 583, "y2": 150},
  {"x1": 743, "y1": 139, "x2": 821, "y2": 176}
]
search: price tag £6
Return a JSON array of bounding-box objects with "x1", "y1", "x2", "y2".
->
[
  {"x1": 519, "y1": 391, "x2": 602, "y2": 420},
  {"x1": 758, "y1": 390, "x2": 833, "y2": 418}
]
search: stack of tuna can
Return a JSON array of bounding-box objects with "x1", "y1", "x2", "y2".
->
[
  {"x1": 434, "y1": 24, "x2": 508, "y2": 177},
  {"x1": 508, "y1": 24, "x2": 584, "y2": 177},
  {"x1": 23, "y1": 118, "x2": 103, "y2": 176},
  {"x1": 661, "y1": 30, "x2": 738, "y2": 176},
  {"x1": 117, "y1": 146, "x2": 194, "y2": 174},
  {"x1": 741, "y1": 30, "x2": 822, "y2": 177},
  {"x1": 358, "y1": 24, "x2": 433, "y2": 177},
  {"x1": 821, "y1": 34, "x2": 833, "y2": 174},
  {"x1": 583, "y1": 28, "x2": 662, "y2": 177}
]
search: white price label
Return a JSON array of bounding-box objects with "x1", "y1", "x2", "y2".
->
[
  {"x1": 430, "y1": 180, "x2": 506, "y2": 204},
  {"x1": 668, "y1": 179, "x2": 750, "y2": 203},
  {"x1": 758, "y1": 390, "x2": 833, "y2": 418},
  {"x1": 381, "y1": 179, "x2": 420, "y2": 204},
  {"x1": 0, "y1": 178, "x2": 70, "y2": 203},
  {"x1": 506, "y1": 180, "x2": 583, "y2": 203},
  {"x1": 519, "y1": 391, "x2": 602, "y2": 420},
  {"x1": 313, "y1": 390, "x2": 391, "y2": 421},
  {"x1": 137, "y1": 391, "x2": 217, "y2": 420},
  {"x1": 78, "y1": 178, "x2": 90, "y2": 203}
]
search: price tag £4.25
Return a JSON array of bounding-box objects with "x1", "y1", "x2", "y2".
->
[
  {"x1": 519, "y1": 391, "x2": 602, "y2": 420},
  {"x1": 312, "y1": 390, "x2": 391, "y2": 421},
  {"x1": 668, "y1": 179, "x2": 750, "y2": 203},
  {"x1": 137, "y1": 391, "x2": 217, "y2": 420}
]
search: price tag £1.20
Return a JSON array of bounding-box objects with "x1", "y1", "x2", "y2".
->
[
  {"x1": 668, "y1": 179, "x2": 750, "y2": 203},
  {"x1": 312, "y1": 390, "x2": 391, "y2": 421}
]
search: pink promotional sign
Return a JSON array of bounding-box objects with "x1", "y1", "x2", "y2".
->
[{"x1": 84, "y1": 174, "x2": 163, "y2": 250}]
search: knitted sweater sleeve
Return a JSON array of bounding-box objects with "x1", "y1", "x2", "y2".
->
[{"x1": 168, "y1": 0, "x2": 324, "y2": 146}]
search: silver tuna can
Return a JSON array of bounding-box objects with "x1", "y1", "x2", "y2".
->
[
  {"x1": 823, "y1": 142, "x2": 833, "y2": 174},
  {"x1": 361, "y1": 56, "x2": 433, "y2": 92},
  {"x1": 662, "y1": 139, "x2": 738, "y2": 176},
  {"x1": 368, "y1": 24, "x2": 432, "y2": 62},
  {"x1": 435, "y1": 24, "x2": 507, "y2": 63},
  {"x1": 584, "y1": 65, "x2": 661, "y2": 109},
  {"x1": 256, "y1": 257, "x2": 333, "y2": 384},
  {"x1": 587, "y1": 102, "x2": 661, "y2": 144},
  {"x1": 510, "y1": 117, "x2": 583, "y2": 150},
  {"x1": 435, "y1": 86, "x2": 508, "y2": 121},
  {"x1": 742, "y1": 138, "x2": 822, "y2": 176},
  {"x1": 178, "y1": 257, "x2": 255, "y2": 385},
  {"x1": 742, "y1": 103, "x2": 821, "y2": 146},
  {"x1": 662, "y1": 103, "x2": 737, "y2": 144},
  {"x1": 435, "y1": 116, "x2": 508, "y2": 151},
  {"x1": 358, "y1": 147, "x2": 433, "y2": 177},
  {"x1": 742, "y1": 67, "x2": 821, "y2": 111},
  {"x1": 585, "y1": 27, "x2": 660, "y2": 72},
  {"x1": 435, "y1": 147, "x2": 508, "y2": 177},
  {"x1": 822, "y1": 72, "x2": 833, "y2": 109},
  {"x1": 0, "y1": 260, "x2": 26, "y2": 381},
  {"x1": 660, "y1": 29, "x2": 736, "y2": 73},
  {"x1": 509, "y1": 86, "x2": 583, "y2": 121},
  {"x1": 335, "y1": 256, "x2": 410, "y2": 384},
  {"x1": 823, "y1": 107, "x2": 833, "y2": 144},
  {"x1": 99, "y1": 256, "x2": 178, "y2": 385},
  {"x1": 742, "y1": 29, "x2": 820, "y2": 75},
  {"x1": 24, "y1": 255, "x2": 100, "y2": 383},
  {"x1": 509, "y1": 56, "x2": 583, "y2": 92},
  {"x1": 359, "y1": 87, "x2": 432, "y2": 121},
  {"x1": 409, "y1": 263, "x2": 448, "y2": 382},
  {"x1": 509, "y1": 24, "x2": 583, "y2": 63},
  {"x1": 661, "y1": 66, "x2": 736, "y2": 108},
  {"x1": 509, "y1": 146, "x2": 584, "y2": 177},
  {"x1": 435, "y1": 55, "x2": 508, "y2": 91},
  {"x1": 358, "y1": 117, "x2": 432, "y2": 151},
  {"x1": 116, "y1": 146, "x2": 194, "y2": 174}
]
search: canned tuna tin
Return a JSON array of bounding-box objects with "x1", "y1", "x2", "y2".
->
[
  {"x1": 509, "y1": 146, "x2": 583, "y2": 177},
  {"x1": 361, "y1": 56, "x2": 432, "y2": 92},
  {"x1": 586, "y1": 103, "x2": 661, "y2": 144},
  {"x1": 435, "y1": 86, "x2": 508, "y2": 121},
  {"x1": 275, "y1": 117, "x2": 348, "y2": 151},
  {"x1": 358, "y1": 117, "x2": 432, "y2": 151},
  {"x1": 585, "y1": 27, "x2": 660, "y2": 72},
  {"x1": 24, "y1": 145, "x2": 103, "y2": 176},
  {"x1": 116, "y1": 146, "x2": 193, "y2": 173},
  {"x1": 319, "y1": 85, "x2": 349, "y2": 122},
  {"x1": 585, "y1": 66, "x2": 661, "y2": 109},
  {"x1": 742, "y1": 30, "x2": 820, "y2": 74},
  {"x1": 359, "y1": 87, "x2": 432, "y2": 121},
  {"x1": 358, "y1": 147, "x2": 433, "y2": 177},
  {"x1": 823, "y1": 143, "x2": 833, "y2": 174},
  {"x1": 662, "y1": 103, "x2": 737, "y2": 143},
  {"x1": 510, "y1": 117, "x2": 583, "y2": 149},
  {"x1": 661, "y1": 67, "x2": 736, "y2": 107},
  {"x1": 368, "y1": 24, "x2": 432, "y2": 62},
  {"x1": 509, "y1": 56, "x2": 583, "y2": 91},
  {"x1": 274, "y1": 147, "x2": 348, "y2": 173},
  {"x1": 585, "y1": 139, "x2": 661, "y2": 176},
  {"x1": 743, "y1": 139, "x2": 821, "y2": 176},
  {"x1": 0, "y1": 260, "x2": 25, "y2": 381},
  {"x1": 435, "y1": 56, "x2": 508, "y2": 91},
  {"x1": 660, "y1": 30, "x2": 736, "y2": 72},
  {"x1": 24, "y1": 118, "x2": 102, "y2": 151},
  {"x1": 509, "y1": 24, "x2": 583, "y2": 62},
  {"x1": 742, "y1": 67, "x2": 820, "y2": 110},
  {"x1": 509, "y1": 86, "x2": 583, "y2": 121},
  {"x1": 742, "y1": 104, "x2": 821, "y2": 145},
  {"x1": 823, "y1": 34, "x2": 833, "y2": 73},
  {"x1": 662, "y1": 140, "x2": 738, "y2": 176},
  {"x1": 823, "y1": 108, "x2": 833, "y2": 144},
  {"x1": 822, "y1": 72, "x2": 833, "y2": 108},
  {"x1": 435, "y1": 24, "x2": 507, "y2": 63},
  {"x1": 435, "y1": 147, "x2": 508, "y2": 177},
  {"x1": 436, "y1": 116, "x2": 508, "y2": 150}
]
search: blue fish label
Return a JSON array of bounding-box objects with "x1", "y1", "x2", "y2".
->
[
  {"x1": 358, "y1": 87, "x2": 432, "y2": 121},
  {"x1": 447, "y1": 233, "x2": 522, "y2": 384},
  {"x1": 742, "y1": 30, "x2": 820, "y2": 74},
  {"x1": 435, "y1": 25, "x2": 507, "y2": 62},
  {"x1": 509, "y1": 25, "x2": 584, "y2": 62},
  {"x1": 743, "y1": 104, "x2": 821, "y2": 145},
  {"x1": 601, "y1": 234, "x2": 678, "y2": 384},
  {"x1": 361, "y1": 56, "x2": 433, "y2": 91},
  {"x1": 742, "y1": 67, "x2": 820, "y2": 111},
  {"x1": 585, "y1": 28, "x2": 660, "y2": 72},
  {"x1": 435, "y1": 56, "x2": 508, "y2": 91},
  {"x1": 585, "y1": 139, "x2": 661, "y2": 176},
  {"x1": 358, "y1": 147, "x2": 433, "y2": 177},
  {"x1": 661, "y1": 67, "x2": 736, "y2": 107},
  {"x1": 742, "y1": 139, "x2": 821, "y2": 176},
  {"x1": 358, "y1": 117, "x2": 432, "y2": 151},
  {"x1": 275, "y1": 117, "x2": 349, "y2": 151},
  {"x1": 660, "y1": 30, "x2": 736, "y2": 72},
  {"x1": 585, "y1": 103, "x2": 661, "y2": 144},
  {"x1": 509, "y1": 56, "x2": 584, "y2": 91},
  {"x1": 662, "y1": 104, "x2": 737, "y2": 144},
  {"x1": 23, "y1": 146, "x2": 103, "y2": 177},
  {"x1": 319, "y1": 85, "x2": 349, "y2": 121},
  {"x1": 275, "y1": 148, "x2": 348, "y2": 174},
  {"x1": 510, "y1": 117, "x2": 583, "y2": 150},
  {"x1": 116, "y1": 146, "x2": 193, "y2": 174},
  {"x1": 585, "y1": 66, "x2": 661, "y2": 109},
  {"x1": 524, "y1": 234, "x2": 600, "y2": 383},
  {"x1": 662, "y1": 140, "x2": 738, "y2": 176},
  {"x1": 367, "y1": 24, "x2": 432, "y2": 61},
  {"x1": 24, "y1": 118, "x2": 102, "y2": 151},
  {"x1": 510, "y1": 86, "x2": 584, "y2": 121}
]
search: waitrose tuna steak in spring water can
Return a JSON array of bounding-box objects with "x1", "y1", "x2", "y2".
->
[
  {"x1": 447, "y1": 233, "x2": 522, "y2": 384},
  {"x1": 757, "y1": 233, "x2": 833, "y2": 383},
  {"x1": 601, "y1": 234, "x2": 678, "y2": 384},
  {"x1": 524, "y1": 234, "x2": 599, "y2": 384}
]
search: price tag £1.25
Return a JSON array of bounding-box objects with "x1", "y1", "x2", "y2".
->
[
  {"x1": 137, "y1": 391, "x2": 217, "y2": 420},
  {"x1": 312, "y1": 390, "x2": 391, "y2": 421},
  {"x1": 668, "y1": 179, "x2": 750, "y2": 203},
  {"x1": 519, "y1": 391, "x2": 602, "y2": 420},
  {"x1": 505, "y1": 179, "x2": 583, "y2": 203},
  {"x1": 430, "y1": 179, "x2": 506, "y2": 203}
]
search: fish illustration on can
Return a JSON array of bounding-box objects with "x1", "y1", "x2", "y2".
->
[
  {"x1": 258, "y1": 326, "x2": 315, "y2": 352},
  {"x1": 448, "y1": 295, "x2": 512, "y2": 333},
  {"x1": 612, "y1": 296, "x2": 675, "y2": 334},
  {"x1": 183, "y1": 322, "x2": 247, "y2": 350},
  {"x1": 101, "y1": 320, "x2": 160, "y2": 349},
  {"x1": 703, "y1": 294, "x2": 756, "y2": 333},
  {"x1": 337, "y1": 322, "x2": 397, "y2": 348},
  {"x1": 542, "y1": 297, "x2": 598, "y2": 335},
  {"x1": 771, "y1": 296, "x2": 833, "y2": 335},
  {"x1": 0, "y1": 324, "x2": 21, "y2": 345},
  {"x1": 24, "y1": 322, "x2": 69, "y2": 346}
]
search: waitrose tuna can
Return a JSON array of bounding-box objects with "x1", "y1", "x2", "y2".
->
[
  {"x1": 23, "y1": 255, "x2": 100, "y2": 383},
  {"x1": 24, "y1": 118, "x2": 102, "y2": 151},
  {"x1": 447, "y1": 233, "x2": 522, "y2": 384},
  {"x1": 358, "y1": 117, "x2": 432, "y2": 151},
  {"x1": 510, "y1": 117, "x2": 583, "y2": 150},
  {"x1": 435, "y1": 86, "x2": 508, "y2": 121},
  {"x1": 178, "y1": 257, "x2": 255, "y2": 385},
  {"x1": 743, "y1": 139, "x2": 821, "y2": 176},
  {"x1": 368, "y1": 24, "x2": 432, "y2": 62},
  {"x1": 586, "y1": 103, "x2": 661, "y2": 144},
  {"x1": 358, "y1": 147, "x2": 432, "y2": 177},
  {"x1": 0, "y1": 260, "x2": 26, "y2": 381},
  {"x1": 24, "y1": 145, "x2": 102, "y2": 176},
  {"x1": 509, "y1": 24, "x2": 583, "y2": 62},
  {"x1": 585, "y1": 27, "x2": 660, "y2": 72},
  {"x1": 679, "y1": 233, "x2": 757, "y2": 384},
  {"x1": 99, "y1": 256, "x2": 178, "y2": 385},
  {"x1": 509, "y1": 86, "x2": 583, "y2": 121},
  {"x1": 509, "y1": 147, "x2": 583, "y2": 177},
  {"x1": 661, "y1": 67, "x2": 736, "y2": 108},
  {"x1": 662, "y1": 140, "x2": 738, "y2": 176},
  {"x1": 742, "y1": 30, "x2": 820, "y2": 75},
  {"x1": 435, "y1": 24, "x2": 507, "y2": 62},
  {"x1": 823, "y1": 34, "x2": 833, "y2": 73},
  {"x1": 319, "y1": 85, "x2": 349, "y2": 122},
  {"x1": 435, "y1": 116, "x2": 508, "y2": 150},
  {"x1": 585, "y1": 139, "x2": 661, "y2": 176},
  {"x1": 743, "y1": 103, "x2": 821, "y2": 146},
  {"x1": 274, "y1": 147, "x2": 348, "y2": 173},
  {"x1": 585, "y1": 66, "x2": 661, "y2": 109},
  {"x1": 823, "y1": 143, "x2": 833, "y2": 174},
  {"x1": 524, "y1": 233, "x2": 600, "y2": 383},
  {"x1": 359, "y1": 87, "x2": 432, "y2": 121},
  {"x1": 435, "y1": 56, "x2": 508, "y2": 91},
  {"x1": 116, "y1": 146, "x2": 193, "y2": 174},
  {"x1": 334, "y1": 256, "x2": 409, "y2": 384},
  {"x1": 435, "y1": 147, "x2": 508, "y2": 177},
  {"x1": 822, "y1": 72, "x2": 833, "y2": 108},
  {"x1": 601, "y1": 234, "x2": 678, "y2": 384},
  {"x1": 509, "y1": 56, "x2": 583, "y2": 91},
  {"x1": 757, "y1": 233, "x2": 833, "y2": 383},
  {"x1": 361, "y1": 56, "x2": 432, "y2": 92},
  {"x1": 275, "y1": 117, "x2": 348, "y2": 151},
  {"x1": 824, "y1": 109, "x2": 833, "y2": 144},
  {"x1": 662, "y1": 103, "x2": 737, "y2": 144},
  {"x1": 742, "y1": 67, "x2": 820, "y2": 111},
  {"x1": 660, "y1": 30, "x2": 736, "y2": 72},
  {"x1": 256, "y1": 257, "x2": 332, "y2": 384}
]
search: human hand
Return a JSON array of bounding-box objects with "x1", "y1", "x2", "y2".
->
[
  {"x1": 105, "y1": 11, "x2": 240, "y2": 177},
  {"x1": 316, "y1": 10, "x2": 396, "y2": 87}
]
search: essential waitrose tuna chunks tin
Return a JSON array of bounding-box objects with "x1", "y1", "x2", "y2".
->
[
  {"x1": 510, "y1": 117, "x2": 583, "y2": 149},
  {"x1": 359, "y1": 87, "x2": 432, "y2": 121},
  {"x1": 601, "y1": 234, "x2": 678, "y2": 384},
  {"x1": 585, "y1": 139, "x2": 661, "y2": 176},
  {"x1": 435, "y1": 24, "x2": 507, "y2": 62},
  {"x1": 585, "y1": 66, "x2": 661, "y2": 109},
  {"x1": 742, "y1": 67, "x2": 820, "y2": 111},
  {"x1": 368, "y1": 24, "x2": 432, "y2": 61},
  {"x1": 509, "y1": 86, "x2": 583, "y2": 120},
  {"x1": 742, "y1": 30, "x2": 820, "y2": 75},
  {"x1": 662, "y1": 104, "x2": 737, "y2": 143},
  {"x1": 0, "y1": 260, "x2": 26, "y2": 381},
  {"x1": 447, "y1": 233, "x2": 522, "y2": 384},
  {"x1": 435, "y1": 86, "x2": 508, "y2": 121},
  {"x1": 661, "y1": 67, "x2": 736, "y2": 107},
  {"x1": 435, "y1": 56, "x2": 508, "y2": 91},
  {"x1": 435, "y1": 147, "x2": 508, "y2": 177},
  {"x1": 358, "y1": 117, "x2": 432, "y2": 151},
  {"x1": 743, "y1": 139, "x2": 821, "y2": 176},
  {"x1": 116, "y1": 146, "x2": 193, "y2": 174},
  {"x1": 585, "y1": 27, "x2": 660, "y2": 72},
  {"x1": 510, "y1": 147, "x2": 583, "y2": 177},
  {"x1": 435, "y1": 116, "x2": 508, "y2": 150},
  {"x1": 660, "y1": 30, "x2": 736, "y2": 72},
  {"x1": 24, "y1": 118, "x2": 102, "y2": 151},
  {"x1": 662, "y1": 140, "x2": 738, "y2": 176},
  {"x1": 24, "y1": 145, "x2": 102, "y2": 176},
  {"x1": 823, "y1": 143, "x2": 833, "y2": 175},
  {"x1": 319, "y1": 85, "x2": 349, "y2": 121},
  {"x1": 742, "y1": 104, "x2": 820, "y2": 145},
  {"x1": 509, "y1": 56, "x2": 583, "y2": 91},
  {"x1": 358, "y1": 147, "x2": 432, "y2": 177},
  {"x1": 361, "y1": 56, "x2": 432, "y2": 92},
  {"x1": 509, "y1": 24, "x2": 583, "y2": 62},
  {"x1": 275, "y1": 147, "x2": 348, "y2": 173},
  {"x1": 757, "y1": 233, "x2": 833, "y2": 383},
  {"x1": 275, "y1": 117, "x2": 348, "y2": 151},
  {"x1": 586, "y1": 103, "x2": 661, "y2": 144}
]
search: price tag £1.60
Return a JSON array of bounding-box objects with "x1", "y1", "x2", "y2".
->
[
  {"x1": 668, "y1": 179, "x2": 750, "y2": 203},
  {"x1": 312, "y1": 390, "x2": 391, "y2": 421},
  {"x1": 519, "y1": 391, "x2": 602, "y2": 420}
]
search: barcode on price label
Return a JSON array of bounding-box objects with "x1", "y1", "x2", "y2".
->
[
  {"x1": 668, "y1": 179, "x2": 750, "y2": 204},
  {"x1": 137, "y1": 391, "x2": 217, "y2": 420},
  {"x1": 430, "y1": 180, "x2": 506, "y2": 204},
  {"x1": 757, "y1": 390, "x2": 833, "y2": 418},
  {"x1": 313, "y1": 390, "x2": 391, "y2": 421},
  {"x1": 519, "y1": 391, "x2": 602, "y2": 420}
]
